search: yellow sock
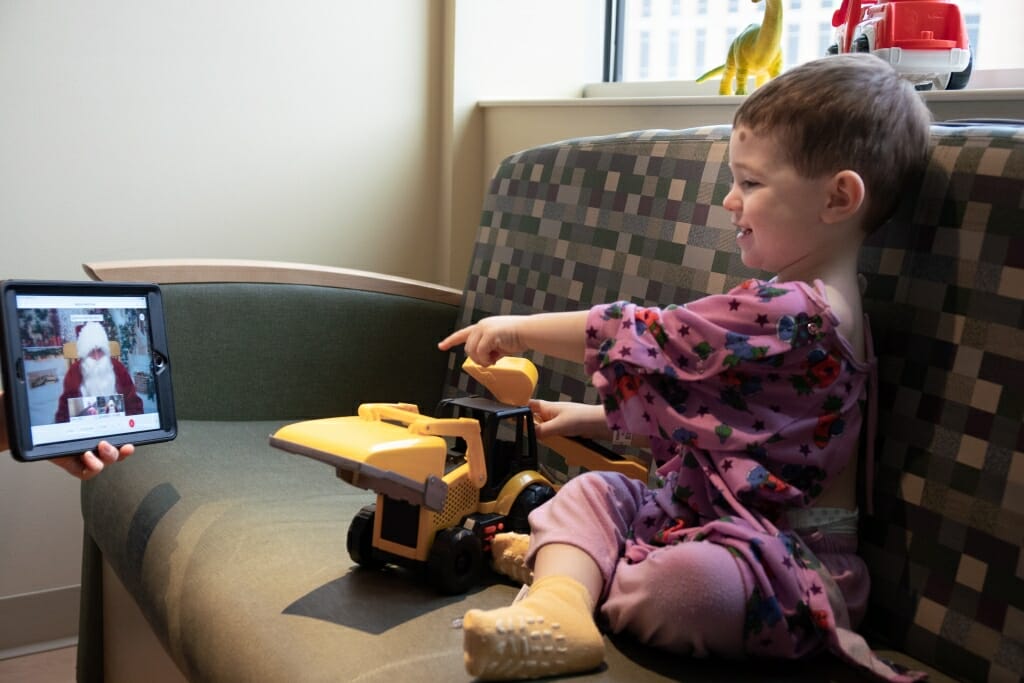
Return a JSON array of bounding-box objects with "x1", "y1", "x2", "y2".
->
[
  {"x1": 463, "y1": 575, "x2": 605, "y2": 680},
  {"x1": 490, "y1": 532, "x2": 533, "y2": 585}
]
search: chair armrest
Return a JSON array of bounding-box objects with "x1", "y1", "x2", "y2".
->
[{"x1": 83, "y1": 258, "x2": 462, "y2": 306}]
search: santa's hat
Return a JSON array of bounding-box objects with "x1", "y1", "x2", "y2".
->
[{"x1": 77, "y1": 322, "x2": 111, "y2": 358}]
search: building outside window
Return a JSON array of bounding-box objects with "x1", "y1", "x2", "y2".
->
[
  {"x1": 668, "y1": 29, "x2": 681, "y2": 78},
  {"x1": 818, "y1": 21, "x2": 833, "y2": 60},
  {"x1": 639, "y1": 30, "x2": 651, "y2": 79},
  {"x1": 786, "y1": 23, "x2": 801, "y2": 71},
  {"x1": 695, "y1": 27, "x2": 707, "y2": 75}
]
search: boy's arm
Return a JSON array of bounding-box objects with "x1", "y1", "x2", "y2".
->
[{"x1": 439, "y1": 311, "x2": 589, "y2": 366}]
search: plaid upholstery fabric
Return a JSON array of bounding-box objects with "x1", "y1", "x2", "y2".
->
[
  {"x1": 446, "y1": 124, "x2": 1023, "y2": 682},
  {"x1": 858, "y1": 124, "x2": 1024, "y2": 683}
]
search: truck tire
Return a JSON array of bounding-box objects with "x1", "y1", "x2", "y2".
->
[
  {"x1": 946, "y1": 51, "x2": 973, "y2": 90},
  {"x1": 428, "y1": 527, "x2": 483, "y2": 594},
  {"x1": 347, "y1": 504, "x2": 385, "y2": 571},
  {"x1": 507, "y1": 482, "x2": 557, "y2": 534}
]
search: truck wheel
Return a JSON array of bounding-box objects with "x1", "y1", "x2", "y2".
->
[
  {"x1": 347, "y1": 504, "x2": 385, "y2": 571},
  {"x1": 826, "y1": 43, "x2": 838, "y2": 56},
  {"x1": 946, "y1": 51, "x2": 973, "y2": 90},
  {"x1": 507, "y1": 483, "x2": 556, "y2": 534},
  {"x1": 428, "y1": 527, "x2": 483, "y2": 594}
]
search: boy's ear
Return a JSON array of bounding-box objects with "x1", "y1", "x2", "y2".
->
[{"x1": 821, "y1": 170, "x2": 866, "y2": 224}]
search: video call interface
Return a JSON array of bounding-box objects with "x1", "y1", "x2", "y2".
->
[{"x1": 14, "y1": 293, "x2": 161, "y2": 446}]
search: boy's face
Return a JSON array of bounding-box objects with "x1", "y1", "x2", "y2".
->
[{"x1": 724, "y1": 126, "x2": 836, "y2": 281}]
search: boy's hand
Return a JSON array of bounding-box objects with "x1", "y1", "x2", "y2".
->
[
  {"x1": 438, "y1": 316, "x2": 527, "y2": 366},
  {"x1": 51, "y1": 441, "x2": 135, "y2": 481},
  {"x1": 530, "y1": 399, "x2": 610, "y2": 441}
]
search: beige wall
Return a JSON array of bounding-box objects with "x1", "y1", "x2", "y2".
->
[{"x1": 441, "y1": 0, "x2": 603, "y2": 286}]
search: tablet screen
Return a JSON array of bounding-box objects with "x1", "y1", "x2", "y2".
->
[
  {"x1": 1, "y1": 281, "x2": 175, "y2": 460},
  {"x1": 15, "y1": 292, "x2": 161, "y2": 444}
]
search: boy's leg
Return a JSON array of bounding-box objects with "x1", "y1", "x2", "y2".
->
[
  {"x1": 463, "y1": 472, "x2": 649, "y2": 680},
  {"x1": 490, "y1": 531, "x2": 533, "y2": 585},
  {"x1": 601, "y1": 541, "x2": 748, "y2": 658},
  {"x1": 524, "y1": 471, "x2": 651, "y2": 581}
]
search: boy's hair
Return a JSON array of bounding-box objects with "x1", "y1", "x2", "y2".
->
[{"x1": 733, "y1": 53, "x2": 932, "y2": 233}]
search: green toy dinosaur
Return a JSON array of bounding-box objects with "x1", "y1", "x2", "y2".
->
[{"x1": 697, "y1": 0, "x2": 783, "y2": 95}]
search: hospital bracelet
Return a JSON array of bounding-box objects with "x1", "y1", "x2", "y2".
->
[{"x1": 612, "y1": 430, "x2": 633, "y2": 446}]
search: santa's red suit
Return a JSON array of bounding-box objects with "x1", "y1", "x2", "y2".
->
[{"x1": 54, "y1": 322, "x2": 144, "y2": 423}]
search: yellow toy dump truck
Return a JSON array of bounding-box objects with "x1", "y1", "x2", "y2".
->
[{"x1": 269, "y1": 357, "x2": 645, "y2": 594}]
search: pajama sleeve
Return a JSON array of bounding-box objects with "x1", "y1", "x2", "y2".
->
[{"x1": 581, "y1": 280, "x2": 858, "y2": 504}]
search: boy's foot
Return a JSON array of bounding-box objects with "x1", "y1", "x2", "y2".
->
[
  {"x1": 463, "y1": 575, "x2": 605, "y2": 680},
  {"x1": 490, "y1": 532, "x2": 533, "y2": 585}
]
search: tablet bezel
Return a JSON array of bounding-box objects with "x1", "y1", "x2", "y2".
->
[{"x1": 0, "y1": 279, "x2": 176, "y2": 461}]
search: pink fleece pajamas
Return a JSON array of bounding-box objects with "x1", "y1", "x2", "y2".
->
[{"x1": 524, "y1": 279, "x2": 922, "y2": 681}]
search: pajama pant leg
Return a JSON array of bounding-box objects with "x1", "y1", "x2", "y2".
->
[
  {"x1": 601, "y1": 542, "x2": 748, "y2": 658},
  {"x1": 525, "y1": 472, "x2": 747, "y2": 658},
  {"x1": 524, "y1": 471, "x2": 651, "y2": 586}
]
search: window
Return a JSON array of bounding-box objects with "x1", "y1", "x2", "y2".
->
[
  {"x1": 639, "y1": 30, "x2": 651, "y2": 79},
  {"x1": 607, "y1": 0, "x2": 1023, "y2": 85},
  {"x1": 669, "y1": 29, "x2": 681, "y2": 78},
  {"x1": 964, "y1": 13, "x2": 980, "y2": 62},
  {"x1": 695, "y1": 27, "x2": 707, "y2": 75},
  {"x1": 786, "y1": 23, "x2": 801, "y2": 70},
  {"x1": 818, "y1": 21, "x2": 833, "y2": 60}
]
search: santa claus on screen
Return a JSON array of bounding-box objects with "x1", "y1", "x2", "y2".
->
[{"x1": 54, "y1": 321, "x2": 144, "y2": 423}]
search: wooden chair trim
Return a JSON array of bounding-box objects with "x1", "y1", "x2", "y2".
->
[{"x1": 83, "y1": 259, "x2": 463, "y2": 306}]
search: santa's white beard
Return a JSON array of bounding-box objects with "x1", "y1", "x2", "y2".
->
[{"x1": 80, "y1": 354, "x2": 117, "y2": 397}]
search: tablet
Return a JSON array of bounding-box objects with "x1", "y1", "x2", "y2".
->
[{"x1": 0, "y1": 280, "x2": 176, "y2": 461}]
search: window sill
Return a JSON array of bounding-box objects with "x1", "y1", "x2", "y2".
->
[{"x1": 479, "y1": 87, "x2": 1024, "y2": 109}]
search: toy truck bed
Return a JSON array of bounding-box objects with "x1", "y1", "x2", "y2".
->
[{"x1": 270, "y1": 407, "x2": 455, "y2": 512}]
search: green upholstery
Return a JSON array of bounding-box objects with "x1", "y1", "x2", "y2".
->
[
  {"x1": 79, "y1": 123, "x2": 1022, "y2": 682},
  {"x1": 161, "y1": 283, "x2": 457, "y2": 421}
]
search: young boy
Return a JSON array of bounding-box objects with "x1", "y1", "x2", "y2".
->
[{"x1": 438, "y1": 54, "x2": 931, "y2": 681}]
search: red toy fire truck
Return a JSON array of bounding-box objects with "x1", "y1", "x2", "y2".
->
[{"x1": 828, "y1": 0, "x2": 972, "y2": 90}]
